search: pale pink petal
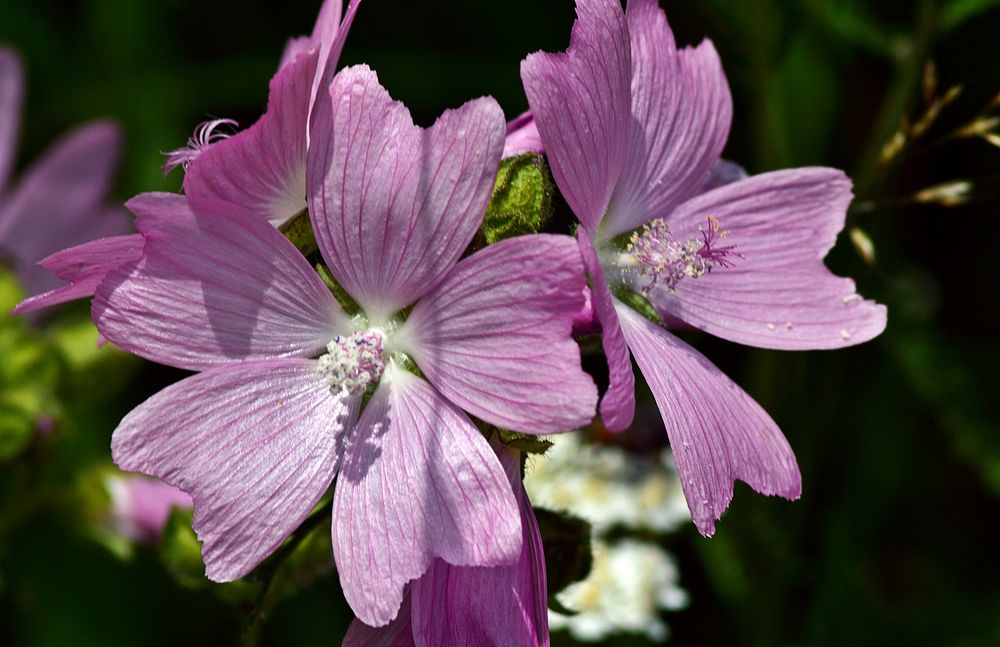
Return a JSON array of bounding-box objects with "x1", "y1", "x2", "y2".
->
[
  {"x1": 502, "y1": 110, "x2": 544, "y2": 158},
  {"x1": 308, "y1": 65, "x2": 504, "y2": 320},
  {"x1": 343, "y1": 591, "x2": 417, "y2": 647},
  {"x1": 651, "y1": 168, "x2": 887, "y2": 349},
  {"x1": 0, "y1": 47, "x2": 24, "y2": 190},
  {"x1": 11, "y1": 233, "x2": 143, "y2": 315},
  {"x1": 578, "y1": 230, "x2": 635, "y2": 432},
  {"x1": 279, "y1": 35, "x2": 313, "y2": 69},
  {"x1": 602, "y1": 0, "x2": 732, "y2": 239},
  {"x1": 111, "y1": 358, "x2": 358, "y2": 581},
  {"x1": 399, "y1": 234, "x2": 597, "y2": 434},
  {"x1": 333, "y1": 365, "x2": 521, "y2": 627},
  {"x1": 92, "y1": 193, "x2": 345, "y2": 371},
  {"x1": 411, "y1": 443, "x2": 549, "y2": 647},
  {"x1": 616, "y1": 303, "x2": 801, "y2": 536},
  {"x1": 183, "y1": 51, "x2": 317, "y2": 227},
  {"x1": 520, "y1": 0, "x2": 631, "y2": 231},
  {"x1": 108, "y1": 474, "x2": 192, "y2": 544}
]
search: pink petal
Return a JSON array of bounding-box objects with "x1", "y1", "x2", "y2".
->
[
  {"x1": 578, "y1": 230, "x2": 635, "y2": 432},
  {"x1": 652, "y1": 168, "x2": 887, "y2": 349},
  {"x1": 602, "y1": 0, "x2": 732, "y2": 239},
  {"x1": 343, "y1": 591, "x2": 417, "y2": 647},
  {"x1": 0, "y1": 121, "x2": 129, "y2": 294},
  {"x1": 411, "y1": 442, "x2": 549, "y2": 647},
  {"x1": 616, "y1": 303, "x2": 801, "y2": 536},
  {"x1": 0, "y1": 47, "x2": 24, "y2": 190},
  {"x1": 332, "y1": 366, "x2": 521, "y2": 627},
  {"x1": 183, "y1": 51, "x2": 317, "y2": 227},
  {"x1": 108, "y1": 474, "x2": 192, "y2": 544},
  {"x1": 111, "y1": 358, "x2": 358, "y2": 581},
  {"x1": 399, "y1": 234, "x2": 597, "y2": 435},
  {"x1": 520, "y1": 0, "x2": 631, "y2": 232},
  {"x1": 93, "y1": 193, "x2": 345, "y2": 371},
  {"x1": 308, "y1": 65, "x2": 504, "y2": 320},
  {"x1": 308, "y1": 0, "x2": 362, "y2": 136},
  {"x1": 502, "y1": 110, "x2": 544, "y2": 158},
  {"x1": 11, "y1": 233, "x2": 143, "y2": 316}
]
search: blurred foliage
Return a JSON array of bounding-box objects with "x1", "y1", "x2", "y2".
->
[{"x1": 1, "y1": 0, "x2": 999, "y2": 645}]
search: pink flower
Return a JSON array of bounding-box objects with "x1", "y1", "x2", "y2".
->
[
  {"x1": 177, "y1": 0, "x2": 362, "y2": 227},
  {"x1": 107, "y1": 474, "x2": 193, "y2": 544},
  {"x1": 0, "y1": 48, "x2": 129, "y2": 300},
  {"x1": 343, "y1": 443, "x2": 549, "y2": 646},
  {"x1": 521, "y1": 0, "x2": 887, "y2": 535},
  {"x1": 97, "y1": 65, "x2": 595, "y2": 627}
]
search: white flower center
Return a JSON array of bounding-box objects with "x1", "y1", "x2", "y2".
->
[{"x1": 316, "y1": 330, "x2": 386, "y2": 394}]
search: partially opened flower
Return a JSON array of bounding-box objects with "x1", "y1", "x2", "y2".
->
[
  {"x1": 96, "y1": 65, "x2": 595, "y2": 627},
  {"x1": 343, "y1": 442, "x2": 549, "y2": 646},
  {"x1": 0, "y1": 47, "x2": 129, "y2": 299},
  {"x1": 503, "y1": 111, "x2": 543, "y2": 159},
  {"x1": 521, "y1": 0, "x2": 887, "y2": 534},
  {"x1": 176, "y1": 0, "x2": 362, "y2": 227}
]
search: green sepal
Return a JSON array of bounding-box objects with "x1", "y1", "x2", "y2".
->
[
  {"x1": 612, "y1": 287, "x2": 664, "y2": 326},
  {"x1": 316, "y1": 263, "x2": 361, "y2": 317},
  {"x1": 478, "y1": 153, "x2": 553, "y2": 247},
  {"x1": 496, "y1": 428, "x2": 553, "y2": 455},
  {"x1": 533, "y1": 506, "x2": 593, "y2": 603},
  {"x1": 279, "y1": 209, "x2": 318, "y2": 257}
]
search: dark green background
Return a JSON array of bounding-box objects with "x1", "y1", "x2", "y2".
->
[{"x1": 1, "y1": 0, "x2": 999, "y2": 645}]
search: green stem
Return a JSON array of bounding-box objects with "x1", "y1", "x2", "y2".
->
[
  {"x1": 241, "y1": 498, "x2": 334, "y2": 645},
  {"x1": 852, "y1": 0, "x2": 938, "y2": 200}
]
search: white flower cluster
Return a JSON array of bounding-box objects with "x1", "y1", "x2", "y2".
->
[{"x1": 524, "y1": 433, "x2": 691, "y2": 642}]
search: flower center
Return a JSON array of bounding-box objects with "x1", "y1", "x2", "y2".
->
[
  {"x1": 618, "y1": 216, "x2": 741, "y2": 295},
  {"x1": 316, "y1": 330, "x2": 386, "y2": 394}
]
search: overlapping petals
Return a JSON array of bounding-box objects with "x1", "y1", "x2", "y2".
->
[
  {"x1": 308, "y1": 64, "x2": 505, "y2": 320},
  {"x1": 93, "y1": 193, "x2": 345, "y2": 370},
  {"x1": 520, "y1": 0, "x2": 631, "y2": 231},
  {"x1": 333, "y1": 366, "x2": 521, "y2": 626},
  {"x1": 344, "y1": 443, "x2": 549, "y2": 646},
  {"x1": 400, "y1": 234, "x2": 598, "y2": 434},
  {"x1": 183, "y1": 0, "x2": 361, "y2": 227}
]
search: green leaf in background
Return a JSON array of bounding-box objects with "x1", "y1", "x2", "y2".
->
[
  {"x1": 941, "y1": 0, "x2": 1000, "y2": 32},
  {"x1": 479, "y1": 153, "x2": 553, "y2": 246}
]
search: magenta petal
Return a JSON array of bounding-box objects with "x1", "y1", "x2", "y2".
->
[
  {"x1": 333, "y1": 366, "x2": 521, "y2": 627},
  {"x1": 653, "y1": 168, "x2": 888, "y2": 349},
  {"x1": 400, "y1": 234, "x2": 597, "y2": 434},
  {"x1": 343, "y1": 592, "x2": 417, "y2": 647},
  {"x1": 308, "y1": 0, "x2": 362, "y2": 134},
  {"x1": 184, "y1": 51, "x2": 317, "y2": 227},
  {"x1": 111, "y1": 358, "x2": 358, "y2": 581},
  {"x1": 578, "y1": 230, "x2": 635, "y2": 432},
  {"x1": 616, "y1": 304, "x2": 801, "y2": 536},
  {"x1": 308, "y1": 65, "x2": 505, "y2": 319},
  {"x1": 603, "y1": 0, "x2": 732, "y2": 239},
  {"x1": 0, "y1": 47, "x2": 24, "y2": 190},
  {"x1": 503, "y1": 110, "x2": 544, "y2": 158},
  {"x1": 411, "y1": 443, "x2": 549, "y2": 647},
  {"x1": 520, "y1": 0, "x2": 631, "y2": 232},
  {"x1": 11, "y1": 234, "x2": 143, "y2": 316},
  {"x1": 93, "y1": 193, "x2": 345, "y2": 371}
]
